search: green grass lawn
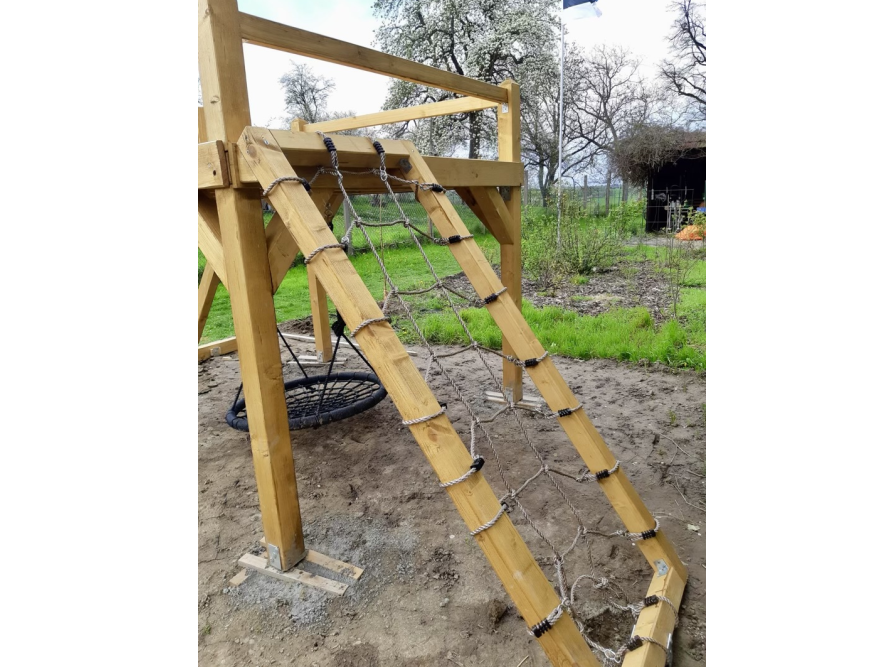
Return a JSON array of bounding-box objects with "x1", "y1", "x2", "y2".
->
[
  {"x1": 199, "y1": 234, "x2": 501, "y2": 343},
  {"x1": 200, "y1": 230, "x2": 705, "y2": 371},
  {"x1": 414, "y1": 294, "x2": 705, "y2": 370}
]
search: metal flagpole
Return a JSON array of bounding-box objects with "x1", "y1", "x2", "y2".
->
[{"x1": 557, "y1": 16, "x2": 565, "y2": 247}]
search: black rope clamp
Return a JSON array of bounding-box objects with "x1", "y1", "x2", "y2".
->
[
  {"x1": 530, "y1": 618, "x2": 553, "y2": 638},
  {"x1": 557, "y1": 408, "x2": 573, "y2": 418},
  {"x1": 469, "y1": 457, "x2": 485, "y2": 473},
  {"x1": 524, "y1": 358, "x2": 540, "y2": 367},
  {"x1": 483, "y1": 292, "x2": 500, "y2": 305},
  {"x1": 643, "y1": 595, "x2": 659, "y2": 607},
  {"x1": 322, "y1": 136, "x2": 337, "y2": 153},
  {"x1": 594, "y1": 468, "x2": 612, "y2": 481},
  {"x1": 641, "y1": 528, "x2": 658, "y2": 540},
  {"x1": 447, "y1": 235, "x2": 462, "y2": 244},
  {"x1": 372, "y1": 141, "x2": 386, "y2": 156},
  {"x1": 626, "y1": 636, "x2": 644, "y2": 652},
  {"x1": 331, "y1": 313, "x2": 347, "y2": 337},
  {"x1": 429, "y1": 183, "x2": 445, "y2": 193},
  {"x1": 300, "y1": 179, "x2": 311, "y2": 193}
]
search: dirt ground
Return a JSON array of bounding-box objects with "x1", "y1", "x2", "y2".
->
[{"x1": 198, "y1": 329, "x2": 706, "y2": 666}]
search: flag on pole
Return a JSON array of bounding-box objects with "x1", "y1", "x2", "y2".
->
[{"x1": 563, "y1": 0, "x2": 602, "y2": 21}]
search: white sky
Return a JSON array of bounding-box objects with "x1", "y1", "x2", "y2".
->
[{"x1": 211, "y1": 0, "x2": 677, "y2": 127}]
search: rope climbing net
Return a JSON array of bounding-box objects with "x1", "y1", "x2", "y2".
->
[{"x1": 266, "y1": 134, "x2": 675, "y2": 665}]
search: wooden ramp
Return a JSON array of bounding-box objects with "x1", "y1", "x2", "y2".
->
[{"x1": 237, "y1": 126, "x2": 686, "y2": 668}]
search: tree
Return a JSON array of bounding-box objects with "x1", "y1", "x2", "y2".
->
[
  {"x1": 277, "y1": 62, "x2": 368, "y2": 135},
  {"x1": 575, "y1": 46, "x2": 658, "y2": 211},
  {"x1": 280, "y1": 62, "x2": 335, "y2": 124},
  {"x1": 372, "y1": 0, "x2": 558, "y2": 157},
  {"x1": 520, "y1": 46, "x2": 600, "y2": 206},
  {"x1": 659, "y1": 0, "x2": 706, "y2": 127}
]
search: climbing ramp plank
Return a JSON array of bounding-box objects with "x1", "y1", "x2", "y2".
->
[{"x1": 238, "y1": 125, "x2": 598, "y2": 668}]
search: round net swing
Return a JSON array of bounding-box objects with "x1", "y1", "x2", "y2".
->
[{"x1": 226, "y1": 314, "x2": 388, "y2": 431}]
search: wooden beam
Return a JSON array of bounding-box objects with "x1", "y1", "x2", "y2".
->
[
  {"x1": 233, "y1": 132, "x2": 523, "y2": 188},
  {"x1": 305, "y1": 189, "x2": 342, "y2": 362},
  {"x1": 238, "y1": 11, "x2": 507, "y2": 103},
  {"x1": 400, "y1": 142, "x2": 688, "y2": 583},
  {"x1": 425, "y1": 156, "x2": 522, "y2": 189},
  {"x1": 198, "y1": 335, "x2": 238, "y2": 361},
  {"x1": 198, "y1": 268, "x2": 221, "y2": 342},
  {"x1": 199, "y1": 0, "x2": 304, "y2": 572},
  {"x1": 198, "y1": 107, "x2": 207, "y2": 142},
  {"x1": 237, "y1": 131, "x2": 407, "y2": 173},
  {"x1": 496, "y1": 80, "x2": 523, "y2": 402},
  {"x1": 622, "y1": 568, "x2": 685, "y2": 667},
  {"x1": 198, "y1": 140, "x2": 230, "y2": 189},
  {"x1": 305, "y1": 96, "x2": 497, "y2": 133},
  {"x1": 237, "y1": 125, "x2": 598, "y2": 667},
  {"x1": 197, "y1": 195, "x2": 228, "y2": 287},
  {"x1": 457, "y1": 187, "x2": 515, "y2": 245},
  {"x1": 238, "y1": 553, "x2": 349, "y2": 595}
]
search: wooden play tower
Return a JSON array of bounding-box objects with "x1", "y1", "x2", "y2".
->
[{"x1": 197, "y1": 2, "x2": 685, "y2": 665}]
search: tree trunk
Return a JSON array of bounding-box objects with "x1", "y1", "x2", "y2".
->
[
  {"x1": 604, "y1": 168, "x2": 612, "y2": 217},
  {"x1": 538, "y1": 167, "x2": 549, "y2": 208},
  {"x1": 621, "y1": 179, "x2": 629, "y2": 202},
  {"x1": 468, "y1": 111, "x2": 480, "y2": 159}
]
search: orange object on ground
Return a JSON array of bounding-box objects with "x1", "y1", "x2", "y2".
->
[{"x1": 676, "y1": 225, "x2": 706, "y2": 240}]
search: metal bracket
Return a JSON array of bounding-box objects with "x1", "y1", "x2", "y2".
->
[
  {"x1": 501, "y1": 103, "x2": 508, "y2": 113},
  {"x1": 398, "y1": 158, "x2": 412, "y2": 173},
  {"x1": 654, "y1": 559, "x2": 669, "y2": 577},
  {"x1": 267, "y1": 543, "x2": 282, "y2": 571}
]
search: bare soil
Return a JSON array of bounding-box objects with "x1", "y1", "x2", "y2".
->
[{"x1": 198, "y1": 334, "x2": 706, "y2": 666}]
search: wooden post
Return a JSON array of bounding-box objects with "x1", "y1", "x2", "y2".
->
[
  {"x1": 497, "y1": 80, "x2": 523, "y2": 403},
  {"x1": 198, "y1": 267, "x2": 220, "y2": 341},
  {"x1": 197, "y1": 106, "x2": 220, "y2": 342},
  {"x1": 343, "y1": 196, "x2": 354, "y2": 256},
  {"x1": 199, "y1": 0, "x2": 304, "y2": 571},
  {"x1": 290, "y1": 118, "x2": 334, "y2": 363},
  {"x1": 583, "y1": 174, "x2": 588, "y2": 211}
]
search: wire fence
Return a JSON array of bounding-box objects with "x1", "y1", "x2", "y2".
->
[
  {"x1": 644, "y1": 187, "x2": 704, "y2": 233},
  {"x1": 326, "y1": 191, "x2": 487, "y2": 253},
  {"x1": 523, "y1": 182, "x2": 646, "y2": 218}
]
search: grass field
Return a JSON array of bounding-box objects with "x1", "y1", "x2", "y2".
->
[{"x1": 200, "y1": 225, "x2": 705, "y2": 370}]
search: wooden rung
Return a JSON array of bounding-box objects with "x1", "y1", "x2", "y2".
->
[
  {"x1": 483, "y1": 390, "x2": 547, "y2": 411},
  {"x1": 238, "y1": 553, "x2": 349, "y2": 596},
  {"x1": 305, "y1": 550, "x2": 364, "y2": 580}
]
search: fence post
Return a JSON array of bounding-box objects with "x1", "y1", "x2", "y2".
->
[
  {"x1": 344, "y1": 196, "x2": 354, "y2": 256},
  {"x1": 583, "y1": 174, "x2": 588, "y2": 211}
]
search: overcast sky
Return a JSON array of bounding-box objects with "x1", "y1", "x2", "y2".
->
[{"x1": 210, "y1": 0, "x2": 678, "y2": 127}]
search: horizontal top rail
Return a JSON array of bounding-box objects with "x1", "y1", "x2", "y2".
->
[
  {"x1": 238, "y1": 11, "x2": 508, "y2": 104},
  {"x1": 305, "y1": 96, "x2": 498, "y2": 134}
]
